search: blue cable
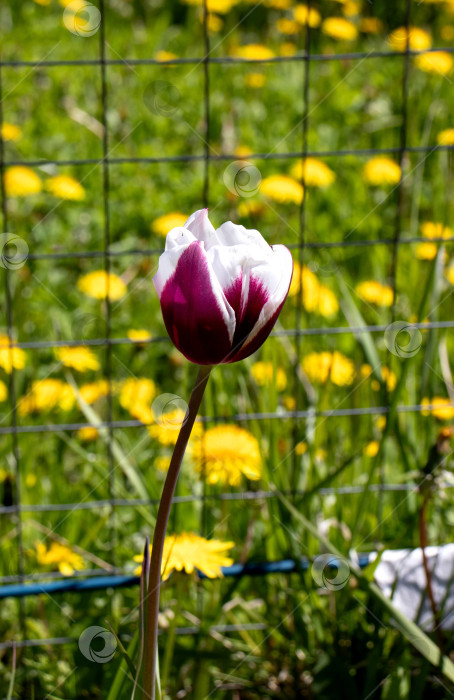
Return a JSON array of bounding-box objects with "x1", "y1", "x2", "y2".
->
[{"x1": 0, "y1": 554, "x2": 372, "y2": 599}]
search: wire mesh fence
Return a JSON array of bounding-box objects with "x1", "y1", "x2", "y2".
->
[{"x1": 1, "y1": 0, "x2": 454, "y2": 695}]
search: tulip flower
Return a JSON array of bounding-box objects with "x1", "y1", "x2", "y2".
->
[
  {"x1": 153, "y1": 209, "x2": 293, "y2": 365},
  {"x1": 143, "y1": 209, "x2": 292, "y2": 699}
]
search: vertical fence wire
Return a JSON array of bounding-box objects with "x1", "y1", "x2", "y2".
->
[
  {"x1": 99, "y1": 0, "x2": 116, "y2": 565},
  {"x1": 377, "y1": 0, "x2": 412, "y2": 538},
  {"x1": 292, "y1": 8, "x2": 312, "y2": 492},
  {"x1": 0, "y1": 62, "x2": 26, "y2": 638}
]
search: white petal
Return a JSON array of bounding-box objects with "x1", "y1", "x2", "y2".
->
[
  {"x1": 214, "y1": 221, "x2": 271, "y2": 253},
  {"x1": 240, "y1": 244, "x2": 293, "y2": 348},
  {"x1": 165, "y1": 226, "x2": 197, "y2": 252},
  {"x1": 184, "y1": 208, "x2": 216, "y2": 245}
]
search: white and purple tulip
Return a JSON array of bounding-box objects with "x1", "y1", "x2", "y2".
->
[{"x1": 153, "y1": 209, "x2": 293, "y2": 365}]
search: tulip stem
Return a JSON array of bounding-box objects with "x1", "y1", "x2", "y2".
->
[{"x1": 142, "y1": 364, "x2": 212, "y2": 700}]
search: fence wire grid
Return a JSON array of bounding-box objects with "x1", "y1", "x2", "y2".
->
[{"x1": 1, "y1": 0, "x2": 454, "y2": 663}]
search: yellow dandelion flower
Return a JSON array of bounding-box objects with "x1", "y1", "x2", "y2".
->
[
  {"x1": 289, "y1": 263, "x2": 339, "y2": 317},
  {"x1": 288, "y1": 261, "x2": 317, "y2": 297},
  {"x1": 155, "y1": 455, "x2": 171, "y2": 472},
  {"x1": 203, "y1": 13, "x2": 223, "y2": 32},
  {"x1": 322, "y1": 17, "x2": 358, "y2": 41},
  {"x1": 364, "y1": 440, "x2": 380, "y2": 457},
  {"x1": 0, "y1": 335, "x2": 26, "y2": 374},
  {"x1": 237, "y1": 200, "x2": 265, "y2": 217},
  {"x1": 376, "y1": 415, "x2": 387, "y2": 431},
  {"x1": 151, "y1": 212, "x2": 187, "y2": 237},
  {"x1": 244, "y1": 72, "x2": 266, "y2": 88},
  {"x1": 360, "y1": 363, "x2": 372, "y2": 379},
  {"x1": 415, "y1": 51, "x2": 453, "y2": 76},
  {"x1": 421, "y1": 397, "x2": 454, "y2": 420},
  {"x1": 282, "y1": 395, "x2": 296, "y2": 411},
  {"x1": 416, "y1": 242, "x2": 437, "y2": 260},
  {"x1": 421, "y1": 221, "x2": 452, "y2": 239},
  {"x1": 55, "y1": 346, "x2": 100, "y2": 372},
  {"x1": 77, "y1": 426, "x2": 99, "y2": 441},
  {"x1": 302, "y1": 351, "x2": 355, "y2": 387},
  {"x1": 356, "y1": 280, "x2": 394, "y2": 307},
  {"x1": 293, "y1": 4, "x2": 322, "y2": 27},
  {"x1": 155, "y1": 51, "x2": 178, "y2": 62},
  {"x1": 445, "y1": 264, "x2": 454, "y2": 286},
  {"x1": 0, "y1": 380, "x2": 7, "y2": 402},
  {"x1": 183, "y1": 0, "x2": 237, "y2": 12},
  {"x1": 149, "y1": 409, "x2": 203, "y2": 446},
  {"x1": 119, "y1": 378, "x2": 156, "y2": 411},
  {"x1": 250, "y1": 361, "x2": 287, "y2": 391},
  {"x1": 291, "y1": 157, "x2": 336, "y2": 187},
  {"x1": 264, "y1": 0, "x2": 293, "y2": 8},
  {"x1": 79, "y1": 379, "x2": 109, "y2": 404},
  {"x1": 77, "y1": 270, "x2": 127, "y2": 301},
  {"x1": 371, "y1": 367, "x2": 396, "y2": 392},
  {"x1": 4, "y1": 166, "x2": 42, "y2": 197},
  {"x1": 280, "y1": 42, "x2": 297, "y2": 56},
  {"x1": 330, "y1": 351, "x2": 356, "y2": 386},
  {"x1": 363, "y1": 156, "x2": 401, "y2": 186},
  {"x1": 234, "y1": 145, "x2": 253, "y2": 158},
  {"x1": 36, "y1": 542, "x2": 84, "y2": 576},
  {"x1": 1, "y1": 123, "x2": 22, "y2": 142},
  {"x1": 437, "y1": 128, "x2": 454, "y2": 146},
  {"x1": 134, "y1": 532, "x2": 234, "y2": 580},
  {"x1": 277, "y1": 18, "x2": 301, "y2": 35},
  {"x1": 25, "y1": 474, "x2": 37, "y2": 488},
  {"x1": 130, "y1": 402, "x2": 154, "y2": 424},
  {"x1": 192, "y1": 425, "x2": 261, "y2": 486},
  {"x1": 295, "y1": 441, "x2": 307, "y2": 455},
  {"x1": 359, "y1": 17, "x2": 383, "y2": 34},
  {"x1": 387, "y1": 27, "x2": 432, "y2": 52},
  {"x1": 260, "y1": 174, "x2": 304, "y2": 204},
  {"x1": 45, "y1": 175, "x2": 85, "y2": 201},
  {"x1": 316, "y1": 285, "x2": 339, "y2": 317},
  {"x1": 58, "y1": 0, "x2": 86, "y2": 6},
  {"x1": 232, "y1": 44, "x2": 275, "y2": 60},
  {"x1": 342, "y1": 1, "x2": 360, "y2": 17},
  {"x1": 18, "y1": 379, "x2": 75, "y2": 416},
  {"x1": 128, "y1": 329, "x2": 152, "y2": 343}
]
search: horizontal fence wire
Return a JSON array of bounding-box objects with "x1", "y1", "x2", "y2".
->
[
  {"x1": 0, "y1": 481, "x2": 439, "y2": 518},
  {"x1": 2, "y1": 45, "x2": 454, "y2": 68},
  {"x1": 0, "y1": 623, "x2": 269, "y2": 651},
  {"x1": 0, "y1": 321, "x2": 453, "y2": 351},
  {"x1": 0, "y1": 401, "x2": 452, "y2": 436},
  {"x1": 2, "y1": 144, "x2": 454, "y2": 169}
]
